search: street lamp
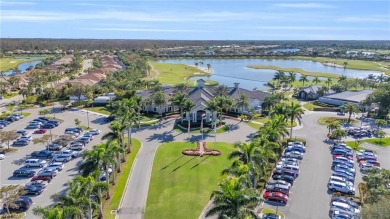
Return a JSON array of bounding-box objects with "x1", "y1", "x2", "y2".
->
[
  {"x1": 201, "y1": 114, "x2": 206, "y2": 141},
  {"x1": 87, "y1": 110, "x2": 90, "y2": 129}
]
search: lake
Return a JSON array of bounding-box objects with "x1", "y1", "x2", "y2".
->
[
  {"x1": 158, "y1": 58, "x2": 383, "y2": 90},
  {"x1": 3, "y1": 60, "x2": 42, "y2": 76}
]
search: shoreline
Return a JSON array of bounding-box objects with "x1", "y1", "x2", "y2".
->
[{"x1": 247, "y1": 65, "x2": 341, "y2": 78}]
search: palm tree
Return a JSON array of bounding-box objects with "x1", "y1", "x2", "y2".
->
[
  {"x1": 287, "y1": 102, "x2": 304, "y2": 139},
  {"x1": 273, "y1": 70, "x2": 284, "y2": 87},
  {"x1": 78, "y1": 146, "x2": 105, "y2": 177},
  {"x1": 153, "y1": 91, "x2": 166, "y2": 121},
  {"x1": 33, "y1": 206, "x2": 83, "y2": 219},
  {"x1": 288, "y1": 71, "x2": 296, "y2": 88},
  {"x1": 171, "y1": 92, "x2": 189, "y2": 124},
  {"x1": 326, "y1": 78, "x2": 333, "y2": 88},
  {"x1": 207, "y1": 63, "x2": 211, "y2": 72},
  {"x1": 271, "y1": 103, "x2": 288, "y2": 121},
  {"x1": 206, "y1": 177, "x2": 260, "y2": 219},
  {"x1": 102, "y1": 121, "x2": 126, "y2": 165},
  {"x1": 215, "y1": 85, "x2": 229, "y2": 97},
  {"x1": 376, "y1": 74, "x2": 386, "y2": 83},
  {"x1": 312, "y1": 76, "x2": 321, "y2": 85},
  {"x1": 133, "y1": 95, "x2": 144, "y2": 128},
  {"x1": 174, "y1": 83, "x2": 188, "y2": 93},
  {"x1": 236, "y1": 94, "x2": 250, "y2": 116},
  {"x1": 215, "y1": 96, "x2": 233, "y2": 123},
  {"x1": 183, "y1": 99, "x2": 195, "y2": 134},
  {"x1": 343, "y1": 103, "x2": 360, "y2": 123},
  {"x1": 327, "y1": 121, "x2": 340, "y2": 134},
  {"x1": 50, "y1": 194, "x2": 89, "y2": 219},
  {"x1": 299, "y1": 75, "x2": 309, "y2": 86},
  {"x1": 338, "y1": 75, "x2": 347, "y2": 83},
  {"x1": 206, "y1": 99, "x2": 220, "y2": 130},
  {"x1": 259, "y1": 114, "x2": 289, "y2": 142}
]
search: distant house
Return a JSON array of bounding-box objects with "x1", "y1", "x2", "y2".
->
[
  {"x1": 318, "y1": 90, "x2": 374, "y2": 111},
  {"x1": 137, "y1": 79, "x2": 272, "y2": 122},
  {"x1": 298, "y1": 85, "x2": 335, "y2": 100}
]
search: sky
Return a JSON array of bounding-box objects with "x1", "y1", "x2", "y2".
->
[{"x1": 0, "y1": 0, "x2": 389, "y2": 40}]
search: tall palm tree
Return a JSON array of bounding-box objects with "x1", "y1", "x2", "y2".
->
[
  {"x1": 312, "y1": 76, "x2": 321, "y2": 85},
  {"x1": 133, "y1": 95, "x2": 144, "y2": 128},
  {"x1": 183, "y1": 99, "x2": 195, "y2": 134},
  {"x1": 78, "y1": 145, "x2": 105, "y2": 177},
  {"x1": 299, "y1": 75, "x2": 309, "y2": 86},
  {"x1": 33, "y1": 206, "x2": 83, "y2": 219},
  {"x1": 174, "y1": 83, "x2": 188, "y2": 93},
  {"x1": 338, "y1": 75, "x2": 347, "y2": 83},
  {"x1": 343, "y1": 103, "x2": 360, "y2": 123},
  {"x1": 236, "y1": 94, "x2": 250, "y2": 116},
  {"x1": 273, "y1": 70, "x2": 284, "y2": 87},
  {"x1": 102, "y1": 121, "x2": 126, "y2": 165},
  {"x1": 271, "y1": 103, "x2": 288, "y2": 121},
  {"x1": 206, "y1": 177, "x2": 260, "y2": 219},
  {"x1": 327, "y1": 121, "x2": 340, "y2": 134},
  {"x1": 215, "y1": 85, "x2": 229, "y2": 97},
  {"x1": 206, "y1": 98, "x2": 220, "y2": 130},
  {"x1": 122, "y1": 98, "x2": 138, "y2": 154},
  {"x1": 326, "y1": 77, "x2": 333, "y2": 88},
  {"x1": 153, "y1": 91, "x2": 166, "y2": 121},
  {"x1": 376, "y1": 74, "x2": 386, "y2": 83},
  {"x1": 50, "y1": 194, "x2": 89, "y2": 219},
  {"x1": 288, "y1": 71, "x2": 296, "y2": 88},
  {"x1": 259, "y1": 114, "x2": 288, "y2": 142},
  {"x1": 287, "y1": 102, "x2": 304, "y2": 139},
  {"x1": 171, "y1": 92, "x2": 189, "y2": 124}
]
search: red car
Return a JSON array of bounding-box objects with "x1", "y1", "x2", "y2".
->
[
  {"x1": 31, "y1": 175, "x2": 52, "y2": 183},
  {"x1": 263, "y1": 191, "x2": 288, "y2": 204},
  {"x1": 33, "y1": 129, "x2": 47, "y2": 134},
  {"x1": 332, "y1": 154, "x2": 353, "y2": 161}
]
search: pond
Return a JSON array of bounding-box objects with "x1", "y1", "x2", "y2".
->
[
  {"x1": 158, "y1": 58, "x2": 383, "y2": 90},
  {"x1": 3, "y1": 60, "x2": 42, "y2": 76}
]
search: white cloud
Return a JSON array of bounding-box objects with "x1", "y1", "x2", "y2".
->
[
  {"x1": 0, "y1": 1, "x2": 35, "y2": 6},
  {"x1": 273, "y1": 3, "x2": 335, "y2": 9},
  {"x1": 84, "y1": 27, "x2": 209, "y2": 32},
  {"x1": 335, "y1": 16, "x2": 390, "y2": 22}
]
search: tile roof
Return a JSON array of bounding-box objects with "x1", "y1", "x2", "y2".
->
[{"x1": 324, "y1": 90, "x2": 374, "y2": 103}]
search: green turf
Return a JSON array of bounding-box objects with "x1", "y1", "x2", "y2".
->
[
  {"x1": 253, "y1": 117, "x2": 269, "y2": 123},
  {"x1": 87, "y1": 107, "x2": 111, "y2": 115},
  {"x1": 244, "y1": 121, "x2": 263, "y2": 130},
  {"x1": 145, "y1": 142, "x2": 234, "y2": 219},
  {"x1": 346, "y1": 138, "x2": 390, "y2": 147},
  {"x1": 104, "y1": 138, "x2": 141, "y2": 219},
  {"x1": 261, "y1": 208, "x2": 285, "y2": 218},
  {"x1": 0, "y1": 56, "x2": 46, "y2": 72},
  {"x1": 151, "y1": 62, "x2": 211, "y2": 85},
  {"x1": 3, "y1": 92, "x2": 19, "y2": 99},
  {"x1": 317, "y1": 117, "x2": 357, "y2": 125}
]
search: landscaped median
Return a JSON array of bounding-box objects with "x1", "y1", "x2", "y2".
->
[
  {"x1": 103, "y1": 138, "x2": 141, "y2": 219},
  {"x1": 317, "y1": 117, "x2": 357, "y2": 125},
  {"x1": 345, "y1": 137, "x2": 390, "y2": 147},
  {"x1": 144, "y1": 142, "x2": 234, "y2": 219}
]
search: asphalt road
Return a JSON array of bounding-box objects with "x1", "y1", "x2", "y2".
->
[{"x1": 0, "y1": 106, "x2": 110, "y2": 218}]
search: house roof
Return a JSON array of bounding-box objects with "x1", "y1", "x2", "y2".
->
[
  {"x1": 324, "y1": 90, "x2": 374, "y2": 103},
  {"x1": 299, "y1": 85, "x2": 322, "y2": 94}
]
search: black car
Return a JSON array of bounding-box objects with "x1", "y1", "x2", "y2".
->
[
  {"x1": 24, "y1": 185, "x2": 44, "y2": 195},
  {"x1": 47, "y1": 120, "x2": 60, "y2": 126},
  {"x1": 12, "y1": 141, "x2": 29, "y2": 146},
  {"x1": 73, "y1": 127, "x2": 83, "y2": 133},
  {"x1": 31, "y1": 150, "x2": 53, "y2": 158},
  {"x1": 105, "y1": 116, "x2": 115, "y2": 122},
  {"x1": 16, "y1": 130, "x2": 28, "y2": 136},
  {"x1": 13, "y1": 169, "x2": 36, "y2": 177},
  {"x1": 272, "y1": 174, "x2": 295, "y2": 184},
  {"x1": 3, "y1": 196, "x2": 32, "y2": 212},
  {"x1": 38, "y1": 117, "x2": 50, "y2": 121},
  {"x1": 6, "y1": 117, "x2": 17, "y2": 122},
  {"x1": 41, "y1": 123, "x2": 55, "y2": 129}
]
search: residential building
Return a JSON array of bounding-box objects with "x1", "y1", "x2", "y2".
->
[{"x1": 318, "y1": 90, "x2": 374, "y2": 111}]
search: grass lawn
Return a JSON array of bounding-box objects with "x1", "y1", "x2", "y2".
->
[
  {"x1": 245, "y1": 121, "x2": 263, "y2": 130},
  {"x1": 346, "y1": 137, "x2": 390, "y2": 147},
  {"x1": 289, "y1": 56, "x2": 390, "y2": 76},
  {"x1": 317, "y1": 117, "x2": 357, "y2": 126},
  {"x1": 3, "y1": 92, "x2": 19, "y2": 99},
  {"x1": 260, "y1": 208, "x2": 285, "y2": 218},
  {"x1": 0, "y1": 56, "x2": 47, "y2": 72},
  {"x1": 188, "y1": 79, "x2": 219, "y2": 87},
  {"x1": 104, "y1": 138, "x2": 141, "y2": 219},
  {"x1": 145, "y1": 142, "x2": 234, "y2": 219},
  {"x1": 151, "y1": 62, "x2": 210, "y2": 85},
  {"x1": 253, "y1": 117, "x2": 269, "y2": 123},
  {"x1": 21, "y1": 112, "x2": 31, "y2": 117},
  {"x1": 87, "y1": 106, "x2": 111, "y2": 115},
  {"x1": 0, "y1": 148, "x2": 19, "y2": 153},
  {"x1": 248, "y1": 65, "x2": 340, "y2": 78}
]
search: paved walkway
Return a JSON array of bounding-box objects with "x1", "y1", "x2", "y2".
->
[{"x1": 117, "y1": 118, "x2": 256, "y2": 219}]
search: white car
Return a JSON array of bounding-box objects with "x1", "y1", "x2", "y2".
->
[
  {"x1": 69, "y1": 143, "x2": 84, "y2": 151},
  {"x1": 284, "y1": 151, "x2": 303, "y2": 159},
  {"x1": 89, "y1": 129, "x2": 100, "y2": 135},
  {"x1": 329, "y1": 176, "x2": 354, "y2": 187},
  {"x1": 360, "y1": 163, "x2": 380, "y2": 172},
  {"x1": 25, "y1": 159, "x2": 47, "y2": 168},
  {"x1": 276, "y1": 162, "x2": 298, "y2": 170},
  {"x1": 47, "y1": 162, "x2": 64, "y2": 171},
  {"x1": 330, "y1": 201, "x2": 360, "y2": 215},
  {"x1": 83, "y1": 133, "x2": 94, "y2": 140},
  {"x1": 0, "y1": 154, "x2": 5, "y2": 160},
  {"x1": 334, "y1": 164, "x2": 355, "y2": 174}
]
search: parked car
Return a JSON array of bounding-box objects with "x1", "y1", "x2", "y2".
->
[
  {"x1": 65, "y1": 128, "x2": 75, "y2": 134},
  {"x1": 332, "y1": 160, "x2": 354, "y2": 169},
  {"x1": 3, "y1": 196, "x2": 32, "y2": 212},
  {"x1": 265, "y1": 184, "x2": 290, "y2": 195},
  {"x1": 0, "y1": 154, "x2": 5, "y2": 160},
  {"x1": 52, "y1": 154, "x2": 71, "y2": 163},
  {"x1": 33, "y1": 129, "x2": 47, "y2": 134},
  {"x1": 360, "y1": 163, "x2": 381, "y2": 172},
  {"x1": 262, "y1": 213, "x2": 282, "y2": 219},
  {"x1": 26, "y1": 180, "x2": 48, "y2": 189},
  {"x1": 47, "y1": 120, "x2": 60, "y2": 126},
  {"x1": 24, "y1": 185, "x2": 44, "y2": 195},
  {"x1": 272, "y1": 174, "x2": 295, "y2": 184},
  {"x1": 83, "y1": 133, "x2": 94, "y2": 140},
  {"x1": 88, "y1": 129, "x2": 100, "y2": 135},
  {"x1": 38, "y1": 117, "x2": 50, "y2": 121},
  {"x1": 329, "y1": 176, "x2": 354, "y2": 187},
  {"x1": 328, "y1": 181, "x2": 355, "y2": 195},
  {"x1": 25, "y1": 159, "x2": 47, "y2": 168},
  {"x1": 284, "y1": 151, "x2": 303, "y2": 159},
  {"x1": 331, "y1": 210, "x2": 358, "y2": 219},
  {"x1": 31, "y1": 150, "x2": 54, "y2": 158},
  {"x1": 329, "y1": 201, "x2": 360, "y2": 215},
  {"x1": 333, "y1": 154, "x2": 353, "y2": 161},
  {"x1": 16, "y1": 130, "x2": 28, "y2": 136},
  {"x1": 69, "y1": 143, "x2": 84, "y2": 151},
  {"x1": 334, "y1": 156, "x2": 354, "y2": 164},
  {"x1": 332, "y1": 172, "x2": 355, "y2": 183},
  {"x1": 47, "y1": 143, "x2": 63, "y2": 151},
  {"x1": 359, "y1": 160, "x2": 380, "y2": 167},
  {"x1": 267, "y1": 179, "x2": 291, "y2": 189},
  {"x1": 37, "y1": 169, "x2": 58, "y2": 177},
  {"x1": 285, "y1": 146, "x2": 305, "y2": 154},
  {"x1": 334, "y1": 164, "x2": 356, "y2": 174},
  {"x1": 263, "y1": 191, "x2": 288, "y2": 204},
  {"x1": 12, "y1": 141, "x2": 29, "y2": 146},
  {"x1": 105, "y1": 115, "x2": 115, "y2": 122},
  {"x1": 18, "y1": 135, "x2": 32, "y2": 141},
  {"x1": 13, "y1": 168, "x2": 36, "y2": 177},
  {"x1": 357, "y1": 154, "x2": 377, "y2": 162},
  {"x1": 41, "y1": 123, "x2": 55, "y2": 129},
  {"x1": 31, "y1": 175, "x2": 52, "y2": 182},
  {"x1": 26, "y1": 124, "x2": 40, "y2": 129},
  {"x1": 330, "y1": 196, "x2": 359, "y2": 209},
  {"x1": 46, "y1": 162, "x2": 64, "y2": 171}
]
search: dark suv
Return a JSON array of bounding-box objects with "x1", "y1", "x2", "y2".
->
[
  {"x1": 31, "y1": 150, "x2": 53, "y2": 158},
  {"x1": 13, "y1": 168, "x2": 36, "y2": 177},
  {"x1": 3, "y1": 196, "x2": 32, "y2": 212}
]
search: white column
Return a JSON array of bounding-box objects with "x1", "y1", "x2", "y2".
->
[
  {"x1": 193, "y1": 111, "x2": 197, "y2": 122},
  {"x1": 186, "y1": 112, "x2": 190, "y2": 121},
  {"x1": 206, "y1": 111, "x2": 210, "y2": 122}
]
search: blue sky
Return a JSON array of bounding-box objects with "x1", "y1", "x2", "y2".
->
[{"x1": 1, "y1": 0, "x2": 389, "y2": 40}]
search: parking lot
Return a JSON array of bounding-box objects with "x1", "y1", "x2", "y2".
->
[{"x1": 0, "y1": 106, "x2": 110, "y2": 218}]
